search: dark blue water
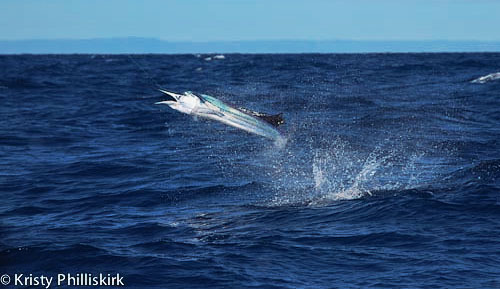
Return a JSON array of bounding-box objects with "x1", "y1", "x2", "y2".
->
[{"x1": 1, "y1": 53, "x2": 499, "y2": 288}]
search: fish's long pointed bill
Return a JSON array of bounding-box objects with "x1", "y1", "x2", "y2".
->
[
  {"x1": 155, "y1": 100, "x2": 174, "y2": 105},
  {"x1": 158, "y1": 89, "x2": 183, "y2": 101},
  {"x1": 156, "y1": 89, "x2": 183, "y2": 105}
]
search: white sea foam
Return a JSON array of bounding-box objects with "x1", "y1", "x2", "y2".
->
[
  {"x1": 471, "y1": 72, "x2": 500, "y2": 84},
  {"x1": 213, "y1": 55, "x2": 225, "y2": 60},
  {"x1": 204, "y1": 55, "x2": 225, "y2": 61}
]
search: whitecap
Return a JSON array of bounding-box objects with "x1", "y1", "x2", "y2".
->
[{"x1": 471, "y1": 72, "x2": 500, "y2": 84}]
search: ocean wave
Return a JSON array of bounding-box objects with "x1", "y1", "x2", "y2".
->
[
  {"x1": 0, "y1": 76, "x2": 46, "y2": 89},
  {"x1": 2, "y1": 53, "x2": 500, "y2": 288},
  {"x1": 471, "y1": 72, "x2": 500, "y2": 83}
]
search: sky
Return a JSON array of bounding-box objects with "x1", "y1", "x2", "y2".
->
[{"x1": 1, "y1": 0, "x2": 500, "y2": 42}]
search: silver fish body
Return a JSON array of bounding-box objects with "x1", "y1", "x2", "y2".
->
[{"x1": 156, "y1": 90, "x2": 283, "y2": 141}]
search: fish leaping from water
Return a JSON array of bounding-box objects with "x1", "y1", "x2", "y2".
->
[{"x1": 155, "y1": 90, "x2": 284, "y2": 141}]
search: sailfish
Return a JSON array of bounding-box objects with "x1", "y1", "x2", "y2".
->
[{"x1": 155, "y1": 90, "x2": 285, "y2": 141}]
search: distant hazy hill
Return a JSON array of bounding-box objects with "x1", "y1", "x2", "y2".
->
[{"x1": 1, "y1": 38, "x2": 500, "y2": 54}]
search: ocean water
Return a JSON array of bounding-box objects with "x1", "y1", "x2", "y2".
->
[{"x1": 1, "y1": 53, "x2": 499, "y2": 288}]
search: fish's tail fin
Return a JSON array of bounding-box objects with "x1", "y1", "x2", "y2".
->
[
  {"x1": 238, "y1": 107, "x2": 285, "y2": 127},
  {"x1": 260, "y1": 113, "x2": 285, "y2": 127}
]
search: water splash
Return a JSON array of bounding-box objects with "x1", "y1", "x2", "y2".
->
[
  {"x1": 307, "y1": 145, "x2": 389, "y2": 202},
  {"x1": 266, "y1": 137, "x2": 436, "y2": 206}
]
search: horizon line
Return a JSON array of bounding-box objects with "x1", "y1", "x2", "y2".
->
[{"x1": 2, "y1": 38, "x2": 499, "y2": 54}]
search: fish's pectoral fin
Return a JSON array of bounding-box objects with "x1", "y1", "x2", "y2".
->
[{"x1": 194, "y1": 106, "x2": 225, "y2": 117}]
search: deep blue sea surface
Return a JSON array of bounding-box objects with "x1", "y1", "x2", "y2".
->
[{"x1": 1, "y1": 53, "x2": 499, "y2": 288}]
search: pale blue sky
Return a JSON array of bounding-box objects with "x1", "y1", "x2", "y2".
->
[{"x1": 1, "y1": 0, "x2": 499, "y2": 41}]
